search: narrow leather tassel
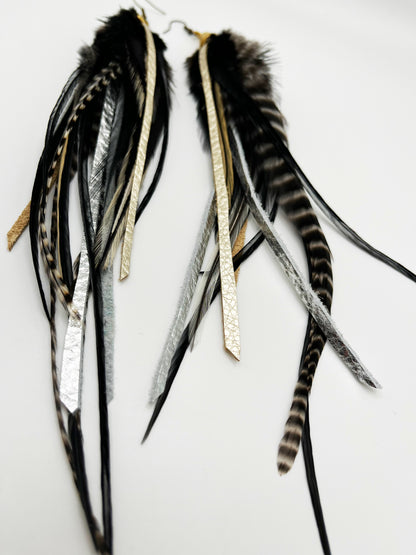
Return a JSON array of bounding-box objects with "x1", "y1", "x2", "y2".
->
[
  {"x1": 150, "y1": 193, "x2": 216, "y2": 402},
  {"x1": 60, "y1": 87, "x2": 116, "y2": 413},
  {"x1": 120, "y1": 14, "x2": 157, "y2": 280},
  {"x1": 231, "y1": 129, "x2": 380, "y2": 388},
  {"x1": 198, "y1": 37, "x2": 241, "y2": 360}
]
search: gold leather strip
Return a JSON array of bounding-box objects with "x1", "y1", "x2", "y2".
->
[
  {"x1": 214, "y1": 83, "x2": 234, "y2": 202},
  {"x1": 119, "y1": 17, "x2": 156, "y2": 280},
  {"x1": 232, "y1": 220, "x2": 248, "y2": 282},
  {"x1": 7, "y1": 135, "x2": 67, "y2": 251},
  {"x1": 7, "y1": 202, "x2": 31, "y2": 251},
  {"x1": 214, "y1": 82, "x2": 247, "y2": 279},
  {"x1": 199, "y1": 42, "x2": 240, "y2": 360}
]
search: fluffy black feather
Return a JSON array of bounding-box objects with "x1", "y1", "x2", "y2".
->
[
  {"x1": 146, "y1": 30, "x2": 415, "y2": 555},
  {"x1": 147, "y1": 34, "x2": 332, "y2": 553},
  {"x1": 27, "y1": 9, "x2": 172, "y2": 554}
]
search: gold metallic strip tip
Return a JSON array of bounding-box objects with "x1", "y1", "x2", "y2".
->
[
  {"x1": 7, "y1": 201, "x2": 31, "y2": 251},
  {"x1": 199, "y1": 42, "x2": 241, "y2": 360}
]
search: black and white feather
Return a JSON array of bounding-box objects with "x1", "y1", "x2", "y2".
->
[
  {"x1": 25, "y1": 9, "x2": 172, "y2": 554},
  {"x1": 145, "y1": 30, "x2": 416, "y2": 555}
]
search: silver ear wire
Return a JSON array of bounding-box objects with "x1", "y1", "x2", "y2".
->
[
  {"x1": 163, "y1": 19, "x2": 195, "y2": 35},
  {"x1": 133, "y1": 0, "x2": 166, "y2": 16}
]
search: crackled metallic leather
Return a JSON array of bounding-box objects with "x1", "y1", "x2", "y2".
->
[
  {"x1": 60, "y1": 89, "x2": 117, "y2": 412},
  {"x1": 150, "y1": 193, "x2": 217, "y2": 401},
  {"x1": 199, "y1": 42, "x2": 240, "y2": 360},
  {"x1": 120, "y1": 17, "x2": 156, "y2": 280},
  {"x1": 231, "y1": 129, "x2": 381, "y2": 389}
]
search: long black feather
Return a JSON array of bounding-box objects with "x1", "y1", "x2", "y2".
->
[
  {"x1": 146, "y1": 32, "x2": 334, "y2": 553},
  {"x1": 146, "y1": 30, "x2": 416, "y2": 555},
  {"x1": 26, "y1": 9, "x2": 172, "y2": 554}
]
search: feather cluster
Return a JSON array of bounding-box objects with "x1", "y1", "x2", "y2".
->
[
  {"x1": 9, "y1": 17, "x2": 416, "y2": 555},
  {"x1": 146, "y1": 30, "x2": 416, "y2": 555},
  {"x1": 22, "y1": 9, "x2": 171, "y2": 554}
]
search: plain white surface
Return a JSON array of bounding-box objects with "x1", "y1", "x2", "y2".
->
[{"x1": 1, "y1": 1, "x2": 416, "y2": 554}]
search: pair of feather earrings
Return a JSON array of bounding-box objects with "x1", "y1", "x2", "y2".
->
[{"x1": 8, "y1": 6, "x2": 416, "y2": 555}]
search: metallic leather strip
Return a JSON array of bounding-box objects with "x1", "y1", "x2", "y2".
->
[
  {"x1": 98, "y1": 76, "x2": 142, "y2": 261},
  {"x1": 7, "y1": 201, "x2": 31, "y2": 250},
  {"x1": 199, "y1": 42, "x2": 241, "y2": 360},
  {"x1": 60, "y1": 89, "x2": 117, "y2": 412},
  {"x1": 187, "y1": 198, "x2": 250, "y2": 348},
  {"x1": 7, "y1": 69, "x2": 102, "y2": 251},
  {"x1": 119, "y1": 19, "x2": 156, "y2": 280},
  {"x1": 214, "y1": 83, "x2": 247, "y2": 279},
  {"x1": 231, "y1": 129, "x2": 381, "y2": 389},
  {"x1": 102, "y1": 267, "x2": 115, "y2": 403},
  {"x1": 214, "y1": 83, "x2": 234, "y2": 202},
  {"x1": 232, "y1": 220, "x2": 248, "y2": 282},
  {"x1": 150, "y1": 193, "x2": 217, "y2": 401}
]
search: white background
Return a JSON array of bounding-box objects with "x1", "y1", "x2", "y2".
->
[{"x1": 1, "y1": 0, "x2": 416, "y2": 554}]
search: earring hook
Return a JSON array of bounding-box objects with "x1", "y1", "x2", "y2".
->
[
  {"x1": 133, "y1": 0, "x2": 166, "y2": 16},
  {"x1": 163, "y1": 19, "x2": 196, "y2": 36}
]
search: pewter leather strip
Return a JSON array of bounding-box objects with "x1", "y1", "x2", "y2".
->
[
  {"x1": 150, "y1": 193, "x2": 216, "y2": 401},
  {"x1": 231, "y1": 129, "x2": 380, "y2": 389},
  {"x1": 60, "y1": 89, "x2": 117, "y2": 412}
]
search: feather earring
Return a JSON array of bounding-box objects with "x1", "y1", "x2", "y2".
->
[
  {"x1": 8, "y1": 8, "x2": 171, "y2": 554},
  {"x1": 143, "y1": 26, "x2": 416, "y2": 555}
]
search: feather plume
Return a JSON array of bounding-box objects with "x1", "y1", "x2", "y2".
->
[
  {"x1": 146, "y1": 30, "x2": 416, "y2": 555},
  {"x1": 8, "y1": 9, "x2": 172, "y2": 554}
]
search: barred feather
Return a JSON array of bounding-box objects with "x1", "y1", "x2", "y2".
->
[
  {"x1": 233, "y1": 86, "x2": 333, "y2": 474},
  {"x1": 146, "y1": 30, "x2": 415, "y2": 555},
  {"x1": 14, "y1": 9, "x2": 172, "y2": 554},
  {"x1": 49, "y1": 188, "x2": 105, "y2": 550},
  {"x1": 177, "y1": 32, "x2": 337, "y2": 484}
]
